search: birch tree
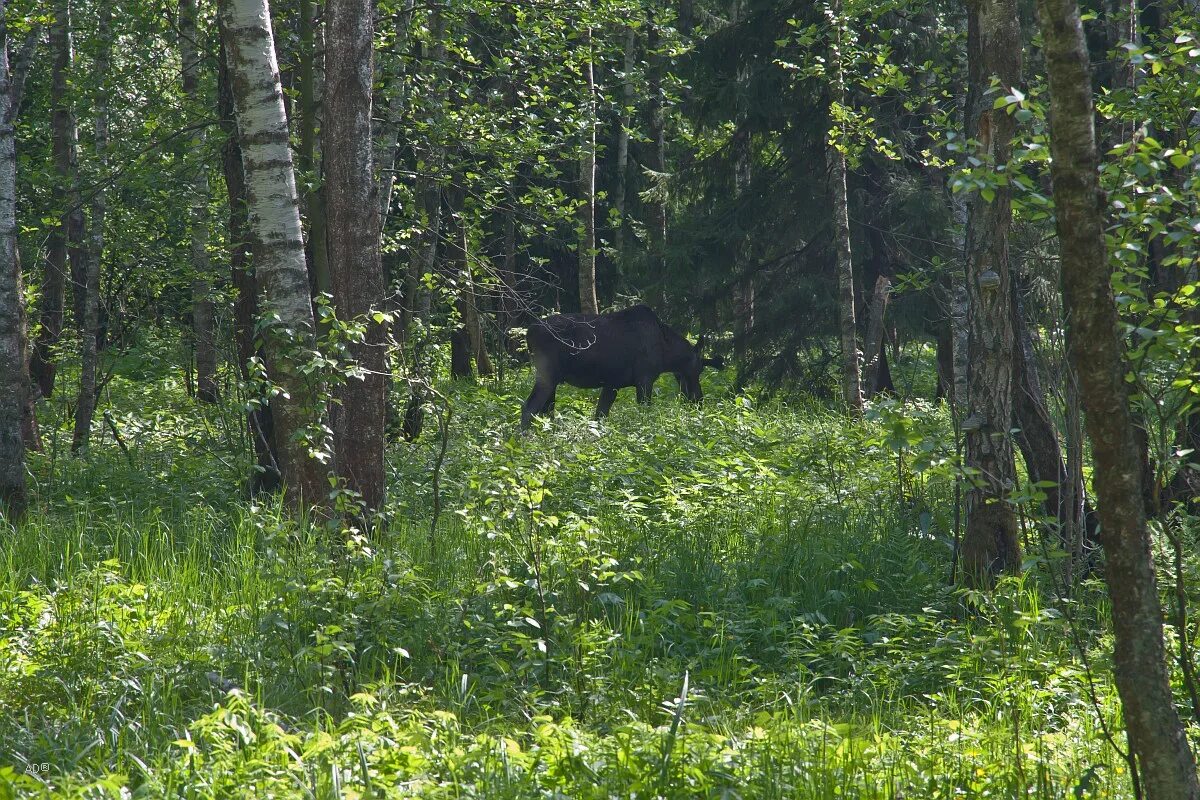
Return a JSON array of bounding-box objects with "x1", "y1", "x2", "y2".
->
[{"x1": 221, "y1": 0, "x2": 327, "y2": 507}]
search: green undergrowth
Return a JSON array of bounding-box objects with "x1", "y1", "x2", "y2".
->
[{"x1": 0, "y1": 350, "x2": 1149, "y2": 797}]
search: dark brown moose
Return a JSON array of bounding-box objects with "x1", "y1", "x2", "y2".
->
[{"x1": 521, "y1": 304, "x2": 723, "y2": 429}]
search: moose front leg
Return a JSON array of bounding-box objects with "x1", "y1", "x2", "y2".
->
[{"x1": 595, "y1": 387, "x2": 618, "y2": 419}]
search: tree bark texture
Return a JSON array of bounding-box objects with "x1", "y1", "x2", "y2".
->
[
  {"x1": 222, "y1": 0, "x2": 327, "y2": 508},
  {"x1": 577, "y1": 27, "x2": 599, "y2": 315},
  {"x1": 218, "y1": 30, "x2": 278, "y2": 494},
  {"x1": 0, "y1": 0, "x2": 27, "y2": 519},
  {"x1": 181, "y1": 0, "x2": 218, "y2": 403},
  {"x1": 32, "y1": 0, "x2": 83, "y2": 401},
  {"x1": 72, "y1": 2, "x2": 110, "y2": 452},
  {"x1": 1038, "y1": 0, "x2": 1200, "y2": 793},
  {"x1": 325, "y1": 0, "x2": 389, "y2": 511},
  {"x1": 960, "y1": 0, "x2": 1021, "y2": 586}
]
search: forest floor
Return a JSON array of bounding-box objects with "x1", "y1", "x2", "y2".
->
[{"x1": 0, "y1": 340, "x2": 1145, "y2": 797}]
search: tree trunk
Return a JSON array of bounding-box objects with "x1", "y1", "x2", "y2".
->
[
  {"x1": 1010, "y1": 274, "x2": 1099, "y2": 551},
  {"x1": 297, "y1": 0, "x2": 330, "y2": 302},
  {"x1": 221, "y1": 0, "x2": 327, "y2": 508},
  {"x1": 826, "y1": 0, "x2": 862, "y2": 412},
  {"x1": 950, "y1": 194, "x2": 970, "y2": 414},
  {"x1": 613, "y1": 25, "x2": 636, "y2": 270},
  {"x1": 863, "y1": 275, "x2": 891, "y2": 397},
  {"x1": 375, "y1": 0, "x2": 414, "y2": 227},
  {"x1": 646, "y1": 17, "x2": 667, "y2": 280},
  {"x1": 219, "y1": 29, "x2": 278, "y2": 495},
  {"x1": 32, "y1": 0, "x2": 83, "y2": 401},
  {"x1": 72, "y1": 2, "x2": 110, "y2": 452},
  {"x1": 828, "y1": 141, "x2": 861, "y2": 412},
  {"x1": 325, "y1": 0, "x2": 389, "y2": 511},
  {"x1": 577, "y1": 26, "x2": 599, "y2": 315},
  {"x1": 1039, "y1": 0, "x2": 1200, "y2": 793},
  {"x1": 0, "y1": 0, "x2": 27, "y2": 519},
  {"x1": 449, "y1": 194, "x2": 492, "y2": 378},
  {"x1": 959, "y1": 0, "x2": 1021, "y2": 586},
  {"x1": 732, "y1": 128, "x2": 754, "y2": 389},
  {"x1": 180, "y1": 0, "x2": 217, "y2": 404}
]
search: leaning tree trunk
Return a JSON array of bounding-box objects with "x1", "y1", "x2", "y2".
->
[
  {"x1": 72, "y1": 1, "x2": 110, "y2": 452},
  {"x1": 180, "y1": 0, "x2": 217, "y2": 403},
  {"x1": 1038, "y1": 0, "x2": 1200, "y2": 793},
  {"x1": 218, "y1": 29, "x2": 278, "y2": 494},
  {"x1": 325, "y1": 0, "x2": 389, "y2": 511},
  {"x1": 32, "y1": 0, "x2": 83, "y2": 401},
  {"x1": 959, "y1": 0, "x2": 1021, "y2": 586},
  {"x1": 577, "y1": 26, "x2": 599, "y2": 315},
  {"x1": 221, "y1": 0, "x2": 327, "y2": 508},
  {"x1": 0, "y1": 0, "x2": 27, "y2": 519}
]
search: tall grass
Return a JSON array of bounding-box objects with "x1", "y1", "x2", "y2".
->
[{"x1": 0, "y1": 358, "x2": 1135, "y2": 797}]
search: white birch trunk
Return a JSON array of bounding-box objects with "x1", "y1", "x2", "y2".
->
[{"x1": 222, "y1": 0, "x2": 326, "y2": 507}]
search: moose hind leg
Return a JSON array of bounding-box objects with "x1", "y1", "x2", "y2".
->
[{"x1": 595, "y1": 387, "x2": 618, "y2": 419}]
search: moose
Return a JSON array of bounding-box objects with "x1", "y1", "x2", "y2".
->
[{"x1": 520, "y1": 304, "x2": 723, "y2": 429}]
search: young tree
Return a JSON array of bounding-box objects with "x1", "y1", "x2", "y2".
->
[
  {"x1": 612, "y1": 25, "x2": 636, "y2": 267},
  {"x1": 72, "y1": 1, "x2": 111, "y2": 452},
  {"x1": 180, "y1": 0, "x2": 217, "y2": 403},
  {"x1": 826, "y1": 0, "x2": 862, "y2": 413},
  {"x1": 325, "y1": 0, "x2": 389, "y2": 510},
  {"x1": 577, "y1": 25, "x2": 599, "y2": 315},
  {"x1": 221, "y1": 0, "x2": 327, "y2": 507},
  {"x1": 0, "y1": 0, "x2": 26, "y2": 519},
  {"x1": 959, "y1": 0, "x2": 1021, "y2": 585},
  {"x1": 1039, "y1": 0, "x2": 1200, "y2": 792},
  {"x1": 296, "y1": 0, "x2": 329, "y2": 300},
  {"x1": 31, "y1": 0, "x2": 83, "y2": 400}
]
